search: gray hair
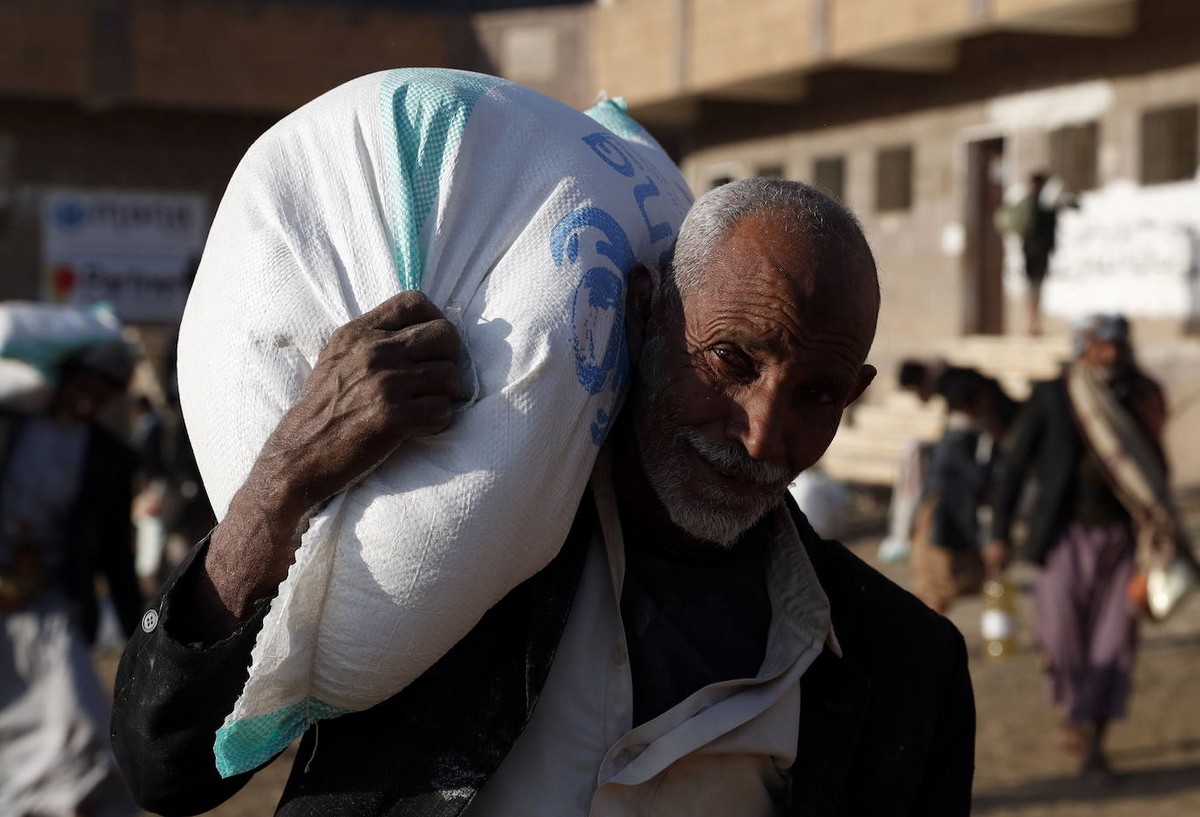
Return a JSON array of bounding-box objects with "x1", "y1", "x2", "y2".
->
[{"x1": 660, "y1": 177, "x2": 877, "y2": 308}]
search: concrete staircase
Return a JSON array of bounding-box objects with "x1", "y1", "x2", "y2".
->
[{"x1": 820, "y1": 335, "x2": 1072, "y2": 486}]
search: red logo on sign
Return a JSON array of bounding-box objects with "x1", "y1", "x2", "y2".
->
[{"x1": 51, "y1": 265, "x2": 77, "y2": 301}]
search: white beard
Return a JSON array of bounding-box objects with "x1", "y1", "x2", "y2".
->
[{"x1": 631, "y1": 335, "x2": 794, "y2": 546}]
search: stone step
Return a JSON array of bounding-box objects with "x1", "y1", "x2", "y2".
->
[
  {"x1": 822, "y1": 427, "x2": 916, "y2": 471},
  {"x1": 819, "y1": 335, "x2": 1073, "y2": 487},
  {"x1": 847, "y1": 403, "x2": 943, "y2": 439},
  {"x1": 944, "y1": 339, "x2": 1069, "y2": 378}
]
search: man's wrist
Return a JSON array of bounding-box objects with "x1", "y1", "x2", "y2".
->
[{"x1": 207, "y1": 473, "x2": 308, "y2": 620}]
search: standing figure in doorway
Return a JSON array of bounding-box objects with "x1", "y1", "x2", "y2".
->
[{"x1": 1017, "y1": 171, "x2": 1058, "y2": 336}]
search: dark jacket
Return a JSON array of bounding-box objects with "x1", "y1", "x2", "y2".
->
[
  {"x1": 112, "y1": 497, "x2": 975, "y2": 817},
  {"x1": 992, "y1": 377, "x2": 1084, "y2": 564},
  {"x1": 0, "y1": 413, "x2": 141, "y2": 642},
  {"x1": 992, "y1": 372, "x2": 1163, "y2": 565}
]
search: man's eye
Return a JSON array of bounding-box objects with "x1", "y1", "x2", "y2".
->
[
  {"x1": 801, "y1": 388, "x2": 837, "y2": 406},
  {"x1": 710, "y1": 345, "x2": 754, "y2": 375}
]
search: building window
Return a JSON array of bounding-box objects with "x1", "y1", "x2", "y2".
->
[
  {"x1": 1049, "y1": 121, "x2": 1099, "y2": 193},
  {"x1": 875, "y1": 145, "x2": 913, "y2": 212},
  {"x1": 1141, "y1": 104, "x2": 1198, "y2": 185},
  {"x1": 755, "y1": 163, "x2": 786, "y2": 179},
  {"x1": 501, "y1": 26, "x2": 557, "y2": 84},
  {"x1": 812, "y1": 156, "x2": 845, "y2": 201}
]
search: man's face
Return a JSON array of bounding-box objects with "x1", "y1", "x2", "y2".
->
[
  {"x1": 629, "y1": 212, "x2": 877, "y2": 545},
  {"x1": 1082, "y1": 337, "x2": 1131, "y2": 379}
]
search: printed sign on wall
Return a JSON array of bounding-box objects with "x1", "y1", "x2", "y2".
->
[
  {"x1": 41, "y1": 189, "x2": 208, "y2": 323},
  {"x1": 1003, "y1": 180, "x2": 1200, "y2": 321}
]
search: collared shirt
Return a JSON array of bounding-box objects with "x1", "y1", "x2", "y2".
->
[{"x1": 467, "y1": 455, "x2": 836, "y2": 817}]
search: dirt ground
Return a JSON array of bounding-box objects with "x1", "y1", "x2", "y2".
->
[
  {"x1": 873, "y1": 541, "x2": 1200, "y2": 817},
  {"x1": 97, "y1": 500, "x2": 1200, "y2": 817}
]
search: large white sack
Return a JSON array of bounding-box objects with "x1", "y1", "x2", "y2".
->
[
  {"x1": 0, "y1": 358, "x2": 53, "y2": 413},
  {"x1": 0, "y1": 302, "x2": 122, "y2": 372},
  {"x1": 178, "y1": 68, "x2": 692, "y2": 776}
]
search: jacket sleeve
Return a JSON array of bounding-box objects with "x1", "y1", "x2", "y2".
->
[
  {"x1": 111, "y1": 537, "x2": 277, "y2": 816},
  {"x1": 991, "y1": 385, "x2": 1047, "y2": 545},
  {"x1": 912, "y1": 623, "x2": 976, "y2": 815}
]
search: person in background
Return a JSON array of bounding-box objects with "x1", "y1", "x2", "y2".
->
[
  {"x1": 0, "y1": 342, "x2": 141, "y2": 817},
  {"x1": 130, "y1": 395, "x2": 168, "y2": 591},
  {"x1": 911, "y1": 368, "x2": 1020, "y2": 613},
  {"x1": 888, "y1": 357, "x2": 1017, "y2": 566},
  {"x1": 986, "y1": 314, "x2": 1172, "y2": 781},
  {"x1": 156, "y1": 332, "x2": 216, "y2": 582},
  {"x1": 1004, "y1": 171, "x2": 1062, "y2": 337},
  {"x1": 879, "y1": 359, "x2": 959, "y2": 563}
]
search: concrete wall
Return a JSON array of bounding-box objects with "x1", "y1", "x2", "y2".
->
[
  {"x1": 591, "y1": 0, "x2": 681, "y2": 107},
  {"x1": 471, "y1": 5, "x2": 594, "y2": 109},
  {"x1": 0, "y1": 2, "x2": 92, "y2": 100},
  {"x1": 0, "y1": 0, "x2": 464, "y2": 113},
  {"x1": 590, "y1": 0, "x2": 1122, "y2": 109},
  {"x1": 128, "y1": 1, "x2": 453, "y2": 112},
  {"x1": 689, "y1": 0, "x2": 818, "y2": 89},
  {"x1": 829, "y1": 0, "x2": 973, "y2": 58}
]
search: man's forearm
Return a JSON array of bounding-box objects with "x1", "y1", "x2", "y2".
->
[{"x1": 173, "y1": 453, "x2": 311, "y2": 643}]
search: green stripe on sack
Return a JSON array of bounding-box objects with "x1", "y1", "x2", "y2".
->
[
  {"x1": 379, "y1": 69, "x2": 504, "y2": 292},
  {"x1": 583, "y1": 97, "x2": 644, "y2": 139},
  {"x1": 214, "y1": 697, "x2": 349, "y2": 778}
]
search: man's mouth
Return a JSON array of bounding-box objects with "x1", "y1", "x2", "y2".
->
[{"x1": 682, "y1": 438, "x2": 784, "y2": 494}]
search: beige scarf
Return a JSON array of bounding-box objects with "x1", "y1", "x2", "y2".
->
[{"x1": 1065, "y1": 363, "x2": 1189, "y2": 561}]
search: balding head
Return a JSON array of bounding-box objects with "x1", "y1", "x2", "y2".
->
[{"x1": 662, "y1": 178, "x2": 880, "y2": 330}]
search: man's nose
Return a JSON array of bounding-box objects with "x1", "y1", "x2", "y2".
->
[{"x1": 730, "y1": 386, "x2": 790, "y2": 466}]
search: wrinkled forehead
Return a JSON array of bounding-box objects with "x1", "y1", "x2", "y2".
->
[{"x1": 695, "y1": 211, "x2": 879, "y2": 336}]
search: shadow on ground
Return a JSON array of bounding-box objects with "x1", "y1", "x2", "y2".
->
[{"x1": 973, "y1": 761, "x2": 1200, "y2": 813}]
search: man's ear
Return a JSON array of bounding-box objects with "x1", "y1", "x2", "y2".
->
[
  {"x1": 625, "y1": 263, "x2": 658, "y2": 366},
  {"x1": 843, "y1": 364, "x2": 877, "y2": 409}
]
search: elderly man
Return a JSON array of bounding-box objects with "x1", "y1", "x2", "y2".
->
[{"x1": 113, "y1": 179, "x2": 974, "y2": 816}]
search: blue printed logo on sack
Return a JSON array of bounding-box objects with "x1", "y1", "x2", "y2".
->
[
  {"x1": 582, "y1": 133, "x2": 676, "y2": 249},
  {"x1": 551, "y1": 127, "x2": 684, "y2": 447},
  {"x1": 550, "y1": 207, "x2": 633, "y2": 446}
]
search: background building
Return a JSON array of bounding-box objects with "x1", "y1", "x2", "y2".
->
[{"x1": 591, "y1": 0, "x2": 1200, "y2": 484}]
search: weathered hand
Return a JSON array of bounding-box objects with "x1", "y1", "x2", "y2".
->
[
  {"x1": 191, "y1": 291, "x2": 464, "y2": 633},
  {"x1": 252, "y1": 290, "x2": 464, "y2": 521}
]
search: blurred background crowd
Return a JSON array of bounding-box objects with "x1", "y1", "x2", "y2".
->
[{"x1": 2, "y1": 1, "x2": 1200, "y2": 815}]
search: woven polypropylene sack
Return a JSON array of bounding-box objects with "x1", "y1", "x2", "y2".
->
[{"x1": 176, "y1": 69, "x2": 692, "y2": 776}]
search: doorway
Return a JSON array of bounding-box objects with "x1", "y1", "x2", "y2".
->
[{"x1": 965, "y1": 137, "x2": 1006, "y2": 335}]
